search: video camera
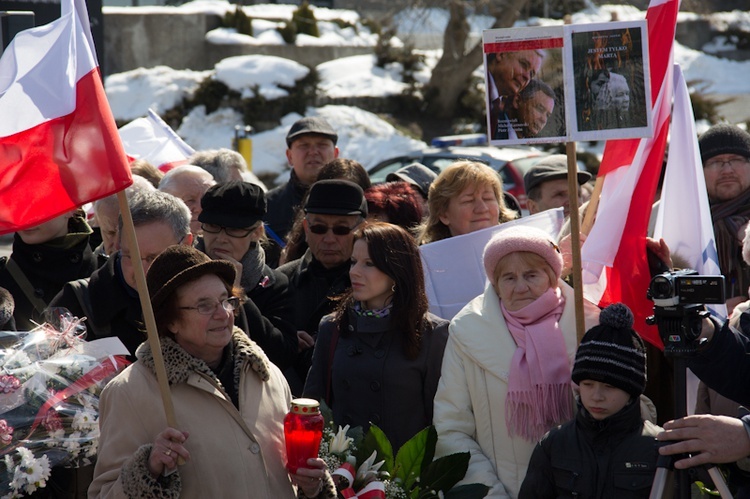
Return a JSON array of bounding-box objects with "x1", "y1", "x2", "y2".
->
[{"x1": 646, "y1": 269, "x2": 725, "y2": 356}]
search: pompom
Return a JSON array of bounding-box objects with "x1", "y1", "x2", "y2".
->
[{"x1": 599, "y1": 303, "x2": 634, "y2": 329}]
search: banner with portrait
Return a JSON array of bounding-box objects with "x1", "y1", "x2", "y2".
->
[
  {"x1": 483, "y1": 26, "x2": 566, "y2": 146},
  {"x1": 483, "y1": 20, "x2": 651, "y2": 145}
]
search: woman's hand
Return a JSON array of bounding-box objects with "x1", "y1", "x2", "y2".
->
[
  {"x1": 290, "y1": 457, "x2": 328, "y2": 497},
  {"x1": 148, "y1": 427, "x2": 190, "y2": 478}
]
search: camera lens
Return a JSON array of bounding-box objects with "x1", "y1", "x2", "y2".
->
[{"x1": 650, "y1": 276, "x2": 673, "y2": 300}]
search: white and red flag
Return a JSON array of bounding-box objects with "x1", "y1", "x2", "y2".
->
[
  {"x1": 0, "y1": 0, "x2": 132, "y2": 234},
  {"x1": 581, "y1": 0, "x2": 681, "y2": 349},
  {"x1": 118, "y1": 109, "x2": 195, "y2": 173}
]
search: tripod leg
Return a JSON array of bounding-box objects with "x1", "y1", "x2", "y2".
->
[
  {"x1": 706, "y1": 466, "x2": 733, "y2": 499},
  {"x1": 650, "y1": 467, "x2": 670, "y2": 499}
]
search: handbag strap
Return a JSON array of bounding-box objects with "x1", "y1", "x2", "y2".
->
[
  {"x1": 5, "y1": 257, "x2": 48, "y2": 314},
  {"x1": 325, "y1": 322, "x2": 340, "y2": 407}
]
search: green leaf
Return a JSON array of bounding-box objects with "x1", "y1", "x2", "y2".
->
[
  {"x1": 444, "y1": 483, "x2": 491, "y2": 499},
  {"x1": 393, "y1": 426, "x2": 431, "y2": 491},
  {"x1": 355, "y1": 425, "x2": 394, "y2": 471},
  {"x1": 420, "y1": 452, "x2": 470, "y2": 493}
]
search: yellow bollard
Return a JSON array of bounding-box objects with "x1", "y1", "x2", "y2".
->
[{"x1": 233, "y1": 125, "x2": 254, "y2": 171}]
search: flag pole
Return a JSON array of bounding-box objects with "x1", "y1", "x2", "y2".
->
[
  {"x1": 581, "y1": 176, "x2": 603, "y2": 235},
  {"x1": 117, "y1": 191, "x2": 185, "y2": 465},
  {"x1": 566, "y1": 142, "x2": 586, "y2": 343}
]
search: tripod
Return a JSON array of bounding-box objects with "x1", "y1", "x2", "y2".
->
[{"x1": 648, "y1": 307, "x2": 732, "y2": 499}]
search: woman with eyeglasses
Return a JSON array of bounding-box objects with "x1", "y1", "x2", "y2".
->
[
  {"x1": 303, "y1": 222, "x2": 449, "y2": 451},
  {"x1": 196, "y1": 181, "x2": 298, "y2": 371},
  {"x1": 90, "y1": 244, "x2": 337, "y2": 499}
]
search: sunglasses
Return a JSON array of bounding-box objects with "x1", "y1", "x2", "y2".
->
[
  {"x1": 201, "y1": 223, "x2": 254, "y2": 238},
  {"x1": 306, "y1": 222, "x2": 357, "y2": 236}
]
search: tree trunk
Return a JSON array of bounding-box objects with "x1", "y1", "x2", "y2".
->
[{"x1": 424, "y1": 0, "x2": 530, "y2": 120}]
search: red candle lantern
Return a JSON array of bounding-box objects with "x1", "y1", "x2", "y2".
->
[{"x1": 284, "y1": 398, "x2": 324, "y2": 473}]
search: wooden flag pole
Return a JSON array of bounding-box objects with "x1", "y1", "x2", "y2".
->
[
  {"x1": 566, "y1": 142, "x2": 586, "y2": 343},
  {"x1": 117, "y1": 191, "x2": 184, "y2": 464},
  {"x1": 581, "y1": 175, "x2": 604, "y2": 235}
]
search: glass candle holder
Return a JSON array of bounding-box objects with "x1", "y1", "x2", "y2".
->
[{"x1": 284, "y1": 398, "x2": 324, "y2": 473}]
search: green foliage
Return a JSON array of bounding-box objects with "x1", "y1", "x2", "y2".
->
[
  {"x1": 688, "y1": 79, "x2": 733, "y2": 124},
  {"x1": 331, "y1": 18, "x2": 357, "y2": 34},
  {"x1": 293, "y1": 1, "x2": 319, "y2": 38},
  {"x1": 361, "y1": 17, "x2": 382, "y2": 37},
  {"x1": 223, "y1": 5, "x2": 253, "y2": 37},
  {"x1": 356, "y1": 425, "x2": 394, "y2": 471},
  {"x1": 277, "y1": 23, "x2": 296, "y2": 44},
  {"x1": 191, "y1": 78, "x2": 234, "y2": 115}
]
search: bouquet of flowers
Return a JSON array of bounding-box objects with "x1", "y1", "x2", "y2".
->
[
  {"x1": 0, "y1": 314, "x2": 130, "y2": 497},
  {"x1": 318, "y1": 404, "x2": 489, "y2": 499}
]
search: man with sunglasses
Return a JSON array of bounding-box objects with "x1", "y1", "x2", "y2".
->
[
  {"x1": 196, "y1": 181, "x2": 298, "y2": 371},
  {"x1": 278, "y1": 179, "x2": 367, "y2": 395},
  {"x1": 264, "y1": 117, "x2": 340, "y2": 267}
]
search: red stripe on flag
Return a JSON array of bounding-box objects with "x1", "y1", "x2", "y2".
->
[
  {"x1": 484, "y1": 38, "x2": 564, "y2": 53},
  {"x1": 0, "y1": 68, "x2": 132, "y2": 233},
  {"x1": 600, "y1": 120, "x2": 670, "y2": 348},
  {"x1": 597, "y1": 0, "x2": 678, "y2": 177}
]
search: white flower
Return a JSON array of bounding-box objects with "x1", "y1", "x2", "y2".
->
[
  {"x1": 329, "y1": 424, "x2": 353, "y2": 454},
  {"x1": 72, "y1": 409, "x2": 98, "y2": 431},
  {"x1": 356, "y1": 450, "x2": 385, "y2": 483},
  {"x1": 62, "y1": 431, "x2": 82, "y2": 455}
]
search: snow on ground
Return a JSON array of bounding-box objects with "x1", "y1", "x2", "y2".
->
[
  {"x1": 214, "y1": 55, "x2": 309, "y2": 99},
  {"x1": 106, "y1": 66, "x2": 211, "y2": 122},
  {"x1": 106, "y1": 3, "x2": 750, "y2": 179}
]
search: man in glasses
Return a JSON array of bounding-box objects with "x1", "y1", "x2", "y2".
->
[
  {"x1": 264, "y1": 117, "x2": 340, "y2": 267},
  {"x1": 196, "y1": 181, "x2": 298, "y2": 370},
  {"x1": 49, "y1": 190, "x2": 193, "y2": 360},
  {"x1": 278, "y1": 179, "x2": 367, "y2": 395},
  {"x1": 699, "y1": 124, "x2": 750, "y2": 306}
]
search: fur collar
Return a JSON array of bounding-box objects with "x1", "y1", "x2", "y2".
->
[{"x1": 136, "y1": 328, "x2": 271, "y2": 390}]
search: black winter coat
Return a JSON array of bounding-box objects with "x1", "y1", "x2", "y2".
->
[
  {"x1": 264, "y1": 171, "x2": 307, "y2": 268},
  {"x1": 0, "y1": 221, "x2": 101, "y2": 331},
  {"x1": 49, "y1": 253, "x2": 144, "y2": 360},
  {"x1": 304, "y1": 310, "x2": 449, "y2": 451},
  {"x1": 277, "y1": 249, "x2": 351, "y2": 394},
  {"x1": 519, "y1": 400, "x2": 662, "y2": 499}
]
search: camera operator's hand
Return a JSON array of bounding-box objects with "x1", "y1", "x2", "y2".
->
[
  {"x1": 657, "y1": 415, "x2": 750, "y2": 468},
  {"x1": 646, "y1": 237, "x2": 673, "y2": 269}
]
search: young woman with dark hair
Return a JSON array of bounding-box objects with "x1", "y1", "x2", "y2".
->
[{"x1": 303, "y1": 222, "x2": 448, "y2": 450}]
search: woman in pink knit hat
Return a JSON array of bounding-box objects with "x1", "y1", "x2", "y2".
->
[{"x1": 433, "y1": 225, "x2": 600, "y2": 498}]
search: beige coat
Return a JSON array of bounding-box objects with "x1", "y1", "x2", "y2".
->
[
  {"x1": 433, "y1": 281, "x2": 600, "y2": 499},
  {"x1": 89, "y1": 328, "x2": 307, "y2": 498}
]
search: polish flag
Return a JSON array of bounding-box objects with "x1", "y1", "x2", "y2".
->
[
  {"x1": 581, "y1": 0, "x2": 680, "y2": 349},
  {"x1": 0, "y1": 0, "x2": 132, "y2": 234},
  {"x1": 118, "y1": 109, "x2": 195, "y2": 173},
  {"x1": 654, "y1": 65, "x2": 727, "y2": 320}
]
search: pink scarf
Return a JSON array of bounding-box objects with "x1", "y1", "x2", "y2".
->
[{"x1": 501, "y1": 287, "x2": 573, "y2": 442}]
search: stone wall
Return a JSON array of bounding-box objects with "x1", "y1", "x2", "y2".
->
[{"x1": 103, "y1": 11, "x2": 373, "y2": 75}]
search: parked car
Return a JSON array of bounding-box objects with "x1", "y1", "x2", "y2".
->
[{"x1": 367, "y1": 145, "x2": 546, "y2": 210}]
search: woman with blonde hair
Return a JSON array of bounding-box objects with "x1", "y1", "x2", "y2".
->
[{"x1": 418, "y1": 160, "x2": 517, "y2": 244}]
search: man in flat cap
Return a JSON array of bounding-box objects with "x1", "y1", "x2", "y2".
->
[
  {"x1": 264, "y1": 117, "x2": 340, "y2": 267},
  {"x1": 524, "y1": 154, "x2": 591, "y2": 218},
  {"x1": 278, "y1": 179, "x2": 366, "y2": 395}
]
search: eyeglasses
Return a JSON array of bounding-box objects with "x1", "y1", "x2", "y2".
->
[
  {"x1": 179, "y1": 297, "x2": 240, "y2": 316},
  {"x1": 704, "y1": 157, "x2": 749, "y2": 170},
  {"x1": 201, "y1": 223, "x2": 254, "y2": 238},
  {"x1": 306, "y1": 221, "x2": 358, "y2": 236}
]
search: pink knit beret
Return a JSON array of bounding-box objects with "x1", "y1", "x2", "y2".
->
[{"x1": 483, "y1": 225, "x2": 563, "y2": 282}]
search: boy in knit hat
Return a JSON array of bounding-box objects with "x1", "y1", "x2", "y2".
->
[{"x1": 519, "y1": 303, "x2": 662, "y2": 498}]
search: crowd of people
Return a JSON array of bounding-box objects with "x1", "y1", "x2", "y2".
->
[{"x1": 2, "y1": 116, "x2": 750, "y2": 498}]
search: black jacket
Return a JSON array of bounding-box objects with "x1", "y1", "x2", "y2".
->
[
  {"x1": 234, "y1": 264, "x2": 298, "y2": 371},
  {"x1": 304, "y1": 310, "x2": 449, "y2": 451},
  {"x1": 277, "y1": 249, "x2": 351, "y2": 394},
  {"x1": 49, "y1": 253, "x2": 145, "y2": 361},
  {"x1": 264, "y1": 171, "x2": 307, "y2": 268},
  {"x1": 0, "y1": 222, "x2": 101, "y2": 331},
  {"x1": 520, "y1": 400, "x2": 661, "y2": 499}
]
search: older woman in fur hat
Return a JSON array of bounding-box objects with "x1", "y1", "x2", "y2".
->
[
  {"x1": 89, "y1": 245, "x2": 335, "y2": 499},
  {"x1": 433, "y1": 226, "x2": 600, "y2": 498}
]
